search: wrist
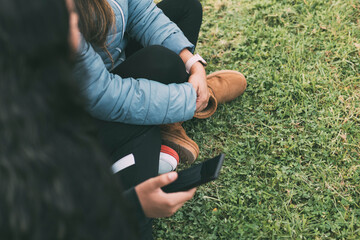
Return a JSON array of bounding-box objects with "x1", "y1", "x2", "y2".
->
[
  {"x1": 185, "y1": 54, "x2": 207, "y2": 74},
  {"x1": 190, "y1": 63, "x2": 206, "y2": 76}
]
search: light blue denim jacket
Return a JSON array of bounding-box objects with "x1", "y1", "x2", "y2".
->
[{"x1": 73, "y1": 0, "x2": 197, "y2": 125}]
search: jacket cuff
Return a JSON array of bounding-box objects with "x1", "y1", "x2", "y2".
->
[
  {"x1": 161, "y1": 32, "x2": 195, "y2": 54},
  {"x1": 123, "y1": 187, "x2": 146, "y2": 220}
]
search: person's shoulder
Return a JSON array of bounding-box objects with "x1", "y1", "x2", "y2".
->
[
  {"x1": 107, "y1": 0, "x2": 127, "y2": 11},
  {"x1": 107, "y1": 0, "x2": 129, "y2": 21}
]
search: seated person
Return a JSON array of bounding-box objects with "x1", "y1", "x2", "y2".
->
[{"x1": 0, "y1": 0, "x2": 195, "y2": 239}]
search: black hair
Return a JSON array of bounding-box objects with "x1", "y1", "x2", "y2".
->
[{"x1": 0, "y1": 0, "x2": 138, "y2": 239}]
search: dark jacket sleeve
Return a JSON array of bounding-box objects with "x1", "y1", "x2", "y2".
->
[{"x1": 123, "y1": 187, "x2": 146, "y2": 220}]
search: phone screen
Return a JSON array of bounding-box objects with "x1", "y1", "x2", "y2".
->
[{"x1": 162, "y1": 153, "x2": 225, "y2": 193}]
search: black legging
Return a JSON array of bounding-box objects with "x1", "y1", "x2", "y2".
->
[
  {"x1": 157, "y1": 0, "x2": 203, "y2": 47},
  {"x1": 95, "y1": 1, "x2": 202, "y2": 238},
  {"x1": 125, "y1": 0, "x2": 203, "y2": 56}
]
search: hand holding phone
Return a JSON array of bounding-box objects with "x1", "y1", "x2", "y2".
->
[
  {"x1": 135, "y1": 172, "x2": 196, "y2": 218},
  {"x1": 162, "y1": 153, "x2": 225, "y2": 193}
]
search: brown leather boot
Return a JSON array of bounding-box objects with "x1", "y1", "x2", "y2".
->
[
  {"x1": 194, "y1": 70, "x2": 247, "y2": 119},
  {"x1": 160, "y1": 122, "x2": 199, "y2": 164},
  {"x1": 207, "y1": 70, "x2": 247, "y2": 103}
]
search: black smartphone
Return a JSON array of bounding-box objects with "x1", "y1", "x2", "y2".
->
[{"x1": 162, "y1": 153, "x2": 225, "y2": 193}]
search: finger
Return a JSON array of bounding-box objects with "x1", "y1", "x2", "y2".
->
[
  {"x1": 148, "y1": 172, "x2": 178, "y2": 190},
  {"x1": 197, "y1": 105, "x2": 206, "y2": 112},
  {"x1": 197, "y1": 100, "x2": 208, "y2": 112},
  {"x1": 198, "y1": 106, "x2": 205, "y2": 112},
  {"x1": 172, "y1": 202, "x2": 186, "y2": 214},
  {"x1": 195, "y1": 101, "x2": 202, "y2": 112},
  {"x1": 187, "y1": 188, "x2": 197, "y2": 196},
  {"x1": 203, "y1": 101, "x2": 208, "y2": 109},
  {"x1": 172, "y1": 189, "x2": 195, "y2": 210},
  {"x1": 196, "y1": 105, "x2": 204, "y2": 112},
  {"x1": 166, "y1": 187, "x2": 197, "y2": 205}
]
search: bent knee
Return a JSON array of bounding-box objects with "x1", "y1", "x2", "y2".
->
[
  {"x1": 146, "y1": 45, "x2": 186, "y2": 80},
  {"x1": 184, "y1": 0, "x2": 203, "y2": 15}
]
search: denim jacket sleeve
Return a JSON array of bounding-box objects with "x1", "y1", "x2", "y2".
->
[
  {"x1": 73, "y1": 39, "x2": 197, "y2": 125},
  {"x1": 126, "y1": 0, "x2": 195, "y2": 54}
]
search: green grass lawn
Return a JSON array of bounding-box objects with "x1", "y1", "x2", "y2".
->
[{"x1": 154, "y1": 0, "x2": 360, "y2": 239}]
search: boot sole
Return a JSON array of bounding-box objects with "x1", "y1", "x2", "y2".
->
[{"x1": 161, "y1": 132, "x2": 199, "y2": 164}]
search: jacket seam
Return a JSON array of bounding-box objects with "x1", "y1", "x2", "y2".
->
[
  {"x1": 110, "y1": 0, "x2": 125, "y2": 39},
  {"x1": 143, "y1": 81, "x2": 151, "y2": 124},
  {"x1": 182, "y1": 84, "x2": 187, "y2": 122},
  {"x1": 122, "y1": 79, "x2": 137, "y2": 122},
  {"x1": 162, "y1": 85, "x2": 171, "y2": 124}
]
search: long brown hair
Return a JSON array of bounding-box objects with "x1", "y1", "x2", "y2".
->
[{"x1": 74, "y1": 0, "x2": 115, "y2": 59}]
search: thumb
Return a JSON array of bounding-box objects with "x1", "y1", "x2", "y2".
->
[{"x1": 150, "y1": 172, "x2": 178, "y2": 189}]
